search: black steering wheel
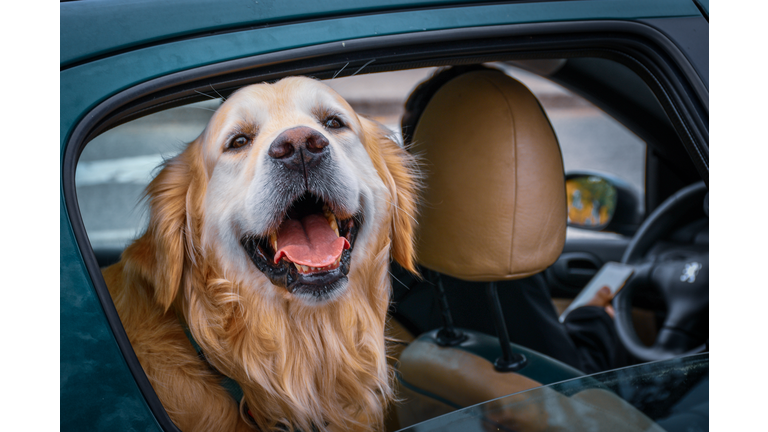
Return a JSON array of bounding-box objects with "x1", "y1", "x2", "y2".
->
[{"x1": 613, "y1": 181, "x2": 709, "y2": 362}]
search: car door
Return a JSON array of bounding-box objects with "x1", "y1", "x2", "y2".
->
[{"x1": 60, "y1": 1, "x2": 708, "y2": 430}]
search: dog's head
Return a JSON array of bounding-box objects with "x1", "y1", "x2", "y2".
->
[
  {"x1": 135, "y1": 76, "x2": 419, "y2": 307},
  {"x1": 206, "y1": 77, "x2": 420, "y2": 303},
  {"x1": 123, "y1": 76, "x2": 419, "y2": 430}
]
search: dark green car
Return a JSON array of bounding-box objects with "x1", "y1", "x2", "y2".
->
[{"x1": 61, "y1": 1, "x2": 709, "y2": 430}]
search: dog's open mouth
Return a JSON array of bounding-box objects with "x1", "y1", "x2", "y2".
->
[{"x1": 241, "y1": 192, "x2": 361, "y2": 298}]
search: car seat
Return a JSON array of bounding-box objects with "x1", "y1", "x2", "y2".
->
[{"x1": 393, "y1": 67, "x2": 585, "y2": 426}]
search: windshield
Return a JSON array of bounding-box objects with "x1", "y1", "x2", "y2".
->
[{"x1": 399, "y1": 353, "x2": 708, "y2": 432}]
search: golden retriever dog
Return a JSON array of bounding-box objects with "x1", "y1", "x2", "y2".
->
[{"x1": 102, "y1": 77, "x2": 419, "y2": 432}]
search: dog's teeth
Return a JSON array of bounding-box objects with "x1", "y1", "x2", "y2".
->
[
  {"x1": 269, "y1": 232, "x2": 278, "y2": 251},
  {"x1": 323, "y1": 205, "x2": 340, "y2": 236},
  {"x1": 330, "y1": 218, "x2": 339, "y2": 236},
  {"x1": 292, "y1": 260, "x2": 340, "y2": 274}
]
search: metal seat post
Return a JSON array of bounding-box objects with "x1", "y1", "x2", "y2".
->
[
  {"x1": 429, "y1": 270, "x2": 467, "y2": 346},
  {"x1": 486, "y1": 281, "x2": 527, "y2": 372}
]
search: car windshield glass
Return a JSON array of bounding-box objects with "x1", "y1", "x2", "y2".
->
[{"x1": 399, "y1": 353, "x2": 708, "y2": 432}]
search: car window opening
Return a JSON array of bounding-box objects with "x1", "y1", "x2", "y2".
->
[{"x1": 73, "y1": 58, "x2": 705, "y2": 432}]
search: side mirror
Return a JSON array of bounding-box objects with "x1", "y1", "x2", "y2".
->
[{"x1": 565, "y1": 172, "x2": 642, "y2": 236}]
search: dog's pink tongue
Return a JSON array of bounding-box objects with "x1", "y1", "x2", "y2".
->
[{"x1": 273, "y1": 214, "x2": 350, "y2": 266}]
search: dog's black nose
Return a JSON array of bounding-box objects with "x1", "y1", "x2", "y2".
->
[{"x1": 268, "y1": 126, "x2": 329, "y2": 171}]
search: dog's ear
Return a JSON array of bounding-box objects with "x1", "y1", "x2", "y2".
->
[
  {"x1": 122, "y1": 139, "x2": 206, "y2": 311},
  {"x1": 361, "y1": 117, "x2": 421, "y2": 274}
]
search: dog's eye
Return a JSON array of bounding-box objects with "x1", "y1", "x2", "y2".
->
[
  {"x1": 323, "y1": 116, "x2": 344, "y2": 130},
  {"x1": 227, "y1": 135, "x2": 251, "y2": 150}
]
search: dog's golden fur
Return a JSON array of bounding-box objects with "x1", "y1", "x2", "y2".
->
[{"x1": 103, "y1": 77, "x2": 419, "y2": 432}]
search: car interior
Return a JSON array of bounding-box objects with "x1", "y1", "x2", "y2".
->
[{"x1": 74, "y1": 52, "x2": 708, "y2": 431}]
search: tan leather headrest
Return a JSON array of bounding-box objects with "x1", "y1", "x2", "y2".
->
[{"x1": 412, "y1": 69, "x2": 566, "y2": 281}]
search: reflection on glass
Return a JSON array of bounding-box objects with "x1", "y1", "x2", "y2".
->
[
  {"x1": 566, "y1": 176, "x2": 617, "y2": 228},
  {"x1": 401, "y1": 354, "x2": 708, "y2": 432}
]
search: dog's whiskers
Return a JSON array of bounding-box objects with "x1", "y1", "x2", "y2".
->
[
  {"x1": 388, "y1": 271, "x2": 409, "y2": 290},
  {"x1": 194, "y1": 89, "x2": 220, "y2": 101},
  {"x1": 187, "y1": 106, "x2": 217, "y2": 112},
  {"x1": 351, "y1": 59, "x2": 375, "y2": 77},
  {"x1": 209, "y1": 84, "x2": 226, "y2": 101},
  {"x1": 332, "y1": 62, "x2": 349, "y2": 79},
  {"x1": 385, "y1": 198, "x2": 418, "y2": 225}
]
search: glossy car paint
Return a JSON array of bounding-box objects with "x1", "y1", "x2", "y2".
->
[{"x1": 60, "y1": 1, "x2": 706, "y2": 430}]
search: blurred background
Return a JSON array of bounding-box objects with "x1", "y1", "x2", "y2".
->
[{"x1": 76, "y1": 63, "x2": 645, "y2": 251}]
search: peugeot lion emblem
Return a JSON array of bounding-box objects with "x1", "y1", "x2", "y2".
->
[{"x1": 680, "y1": 262, "x2": 702, "y2": 283}]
